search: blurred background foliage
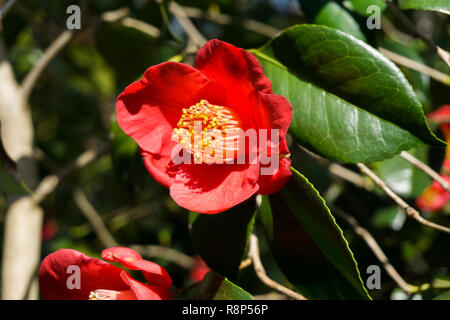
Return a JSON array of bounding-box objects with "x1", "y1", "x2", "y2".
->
[{"x1": 0, "y1": 0, "x2": 449, "y2": 300}]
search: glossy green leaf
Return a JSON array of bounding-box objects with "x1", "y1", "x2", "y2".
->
[
  {"x1": 260, "y1": 168, "x2": 370, "y2": 299},
  {"x1": 348, "y1": 0, "x2": 387, "y2": 17},
  {"x1": 257, "y1": 25, "x2": 443, "y2": 148},
  {"x1": 190, "y1": 201, "x2": 255, "y2": 280},
  {"x1": 195, "y1": 271, "x2": 253, "y2": 300},
  {"x1": 254, "y1": 52, "x2": 422, "y2": 163},
  {"x1": 399, "y1": 0, "x2": 450, "y2": 15},
  {"x1": 315, "y1": 2, "x2": 366, "y2": 41},
  {"x1": 373, "y1": 146, "x2": 431, "y2": 198}
]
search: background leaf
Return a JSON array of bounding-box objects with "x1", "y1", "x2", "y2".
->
[
  {"x1": 433, "y1": 290, "x2": 450, "y2": 300},
  {"x1": 190, "y1": 201, "x2": 255, "y2": 280},
  {"x1": 399, "y1": 0, "x2": 450, "y2": 15},
  {"x1": 315, "y1": 2, "x2": 367, "y2": 41},
  {"x1": 348, "y1": 0, "x2": 387, "y2": 17},
  {"x1": 194, "y1": 271, "x2": 253, "y2": 300},
  {"x1": 373, "y1": 146, "x2": 431, "y2": 198},
  {"x1": 260, "y1": 168, "x2": 370, "y2": 299}
]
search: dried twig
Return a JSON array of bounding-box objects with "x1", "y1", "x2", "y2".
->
[
  {"x1": 130, "y1": 245, "x2": 196, "y2": 270},
  {"x1": 384, "y1": 0, "x2": 450, "y2": 69},
  {"x1": 20, "y1": 30, "x2": 73, "y2": 99},
  {"x1": 0, "y1": 0, "x2": 17, "y2": 19},
  {"x1": 32, "y1": 145, "x2": 108, "y2": 204},
  {"x1": 239, "y1": 258, "x2": 252, "y2": 270},
  {"x1": 379, "y1": 47, "x2": 450, "y2": 85},
  {"x1": 169, "y1": 2, "x2": 207, "y2": 47},
  {"x1": 332, "y1": 206, "x2": 416, "y2": 294},
  {"x1": 248, "y1": 234, "x2": 307, "y2": 300},
  {"x1": 72, "y1": 188, "x2": 119, "y2": 248},
  {"x1": 399, "y1": 151, "x2": 450, "y2": 190},
  {"x1": 357, "y1": 163, "x2": 450, "y2": 234},
  {"x1": 181, "y1": 5, "x2": 279, "y2": 38}
]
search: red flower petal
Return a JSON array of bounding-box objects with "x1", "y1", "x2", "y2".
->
[
  {"x1": 116, "y1": 61, "x2": 210, "y2": 156},
  {"x1": 102, "y1": 247, "x2": 172, "y2": 289},
  {"x1": 39, "y1": 249, "x2": 128, "y2": 300},
  {"x1": 141, "y1": 149, "x2": 177, "y2": 188},
  {"x1": 169, "y1": 162, "x2": 260, "y2": 214},
  {"x1": 427, "y1": 105, "x2": 450, "y2": 123},
  {"x1": 120, "y1": 272, "x2": 170, "y2": 300},
  {"x1": 416, "y1": 175, "x2": 450, "y2": 212},
  {"x1": 195, "y1": 39, "x2": 292, "y2": 137},
  {"x1": 257, "y1": 156, "x2": 292, "y2": 195}
]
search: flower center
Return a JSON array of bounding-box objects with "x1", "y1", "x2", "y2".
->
[
  {"x1": 89, "y1": 289, "x2": 135, "y2": 300},
  {"x1": 172, "y1": 99, "x2": 242, "y2": 163}
]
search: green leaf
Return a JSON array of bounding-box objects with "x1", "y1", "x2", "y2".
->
[
  {"x1": 254, "y1": 51, "x2": 422, "y2": 163},
  {"x1": 399, "y1": 0, "x2": 450, "y2": 15},
  {"x1": 373, "y1": 146, "x2": 431, "y2": 198},
  {"x1": 190, "y1": 201, "x2": 255, "y2": 280},
  {"x1": 195, "y1": 271, "x2": 253, "y2": 300},
  {"x1": 347, "y1": 0, "x2": 387, "y2": 17},
  {"x1": 433, "y1": 290, "x2": 450, "y2": 300},
  {"x1": 256, "y1": 25, "x2": 443, "y2": 148},
  {"x1": 371, "y1": 206, "x2": 406, "y2": 230},
  {"x1": 315, "y1": 2, "x2": 367, "y2": 41},
  {"x1": 260, "y1": 168, "x2": 370, "y2": 299}
]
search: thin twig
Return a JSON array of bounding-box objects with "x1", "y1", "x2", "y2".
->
[
  {"x1": 121, "y1": 17, "x2": 160, "y2": 38},
  {"x1": 181, "y1": 5, "x2": 279, "y2": 38},
  {"x1": 238, "y1": 258, "x2": 252, "y2": 270},
  {"x1": 21, "y1": 30, "x2": 73, "y2": 99},
  {"x1": 20, "y1": 7, "x2": 151, "y2": 100},
  {"x1": 169, "y1": 2, "x2": 207, "y2": 47},
  {"x1": 379, "y1": 47, "x2": 450, "y2": 85},
  {"x1": 399, "y1": 151, "x2": 450, "y2": 190},
  {"x1": 248, "y1": 234, "x2": 307, "y2": 300},
  {"x1": 384, "y1": 0, "x2": 450, "y2": 69},
  {"x1": 31, "y1": 145, "x2": 108, "y2": 204},
  {"x1": 130, "y1": 244, "x2": 196, "y2": 270},
  {"x1": 0, "y1": 0, "x2": 18, "y2": 19},
  {"x1": 72, "y1": 187, "x2": 119, "y2": 248},
  {"x1": 332, "y1": 206, "x2": 415, "y2": 294},
  {"x1": 357, "y1": 163, "x2": 450, "y2": 234}
]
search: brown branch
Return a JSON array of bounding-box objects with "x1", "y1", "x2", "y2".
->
[
  {"x1": 20, "y1": 30, "x2": 73, "y2": 99},
  {"x1": 130, "y1": 245, "x2": 196, "y2": 270},
  {"x1": 0, "y1": 40, "x2": 42, "y2": 300},
  {"x1": 332, "y1": 206, "x2": 416, "y2": 294},
  {"x1": 72, "y1": 188, "x2": 119, "y2": 248},
  {"x1": 357, "y1": 163, "x2": 450, "y2": 234},
  {"x1": 384, "y1": 0, "x2": 450, "y2": 69},
  {"x1": 31, "y1": 145, "x2": 108, "y2": 204},
  {"x1": 399, "y1": 151, "x2": 450, "y2": 191},
  {"x1": 379, "y1": 47, "x2": 450, "y2": 85},
  {"x1": 248, "y1": 234, "x2": 307, "y2": 300},
  {"x1": 169, "y1": 2, "x2": 207, "y2": 48},
  {"x1": 180, "y1": 5, "x2": 279, "y2": 38},
  {"x1": 0, "y1": 0, "x2": 18, "y2": 19}
]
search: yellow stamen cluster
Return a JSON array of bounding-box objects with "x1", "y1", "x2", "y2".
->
[
  {"x1": 89, "y1": 290, "x2": 110, "y2": 300},
  {"x1": 172, "y1": 99, "x2": 241, "y2": 163}
]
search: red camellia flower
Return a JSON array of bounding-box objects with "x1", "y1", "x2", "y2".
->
[
  {"x1": 39, "y1": 247, "x2": 172, "y2": 300},
  {"x1": 116, "y1": 39, "x2": 292, "y2": 214},
  {"x1": 416, "y1": 105, "x2": 450, "y2": 212},
  {"x1": 416, "y1": 174, "x2": 450, "y2": 212}
]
